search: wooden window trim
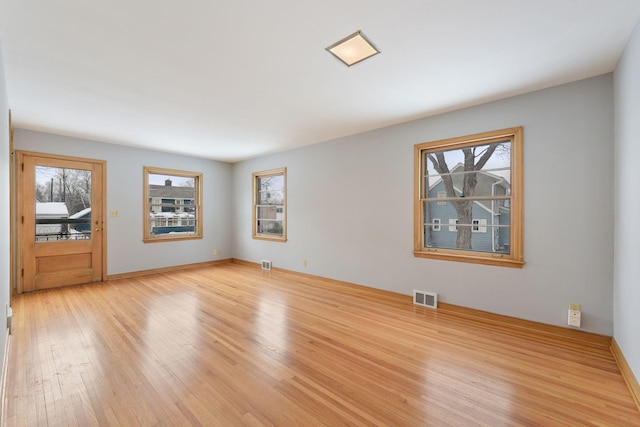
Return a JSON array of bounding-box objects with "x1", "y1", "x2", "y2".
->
[
  {"x1": 143, "y1": 166, "x2": 203, "y2": 243},
  {"x1": 252, "y1": 167, "x2": 287, "y2": 242},
  {"x1": 413, "y1": 127, "x2": 524, "y2": 268}
]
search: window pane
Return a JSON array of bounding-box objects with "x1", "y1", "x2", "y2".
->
[
  {"x1": 423, "y1": 141, "x2": 511, "y2": 199},
  {"x1": 423, "y1": 200, "x2": 510, "y2": 254},
  {"x1": 257, "y1": 220, "x2": 284, "y2": 235},
  {"x1": 145, "y1": 168, "x2": 202, "y2": 241},
  {"x1": 35, "y1": 166, "x2": 92, "y2": 241},
  {"x1": 258, "y1": 175, "x2": 285, "y2": 205}
]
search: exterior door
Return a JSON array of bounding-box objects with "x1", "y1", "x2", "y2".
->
[{"x1": 17, "y1": 151, "x2": 106, "y2": 293}]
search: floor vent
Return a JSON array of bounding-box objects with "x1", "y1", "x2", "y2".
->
[
  {"x1": 261, "y1": 260, "x2": 272, "y2": 271},
  {"x1": 413, "y1": 290, "x2": 438, "y2": 309}
]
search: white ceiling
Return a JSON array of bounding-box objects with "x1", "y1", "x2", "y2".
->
[{"x1": 1, "y1": 1, "x2": 639, "y2": 163}]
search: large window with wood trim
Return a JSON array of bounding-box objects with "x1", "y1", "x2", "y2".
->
[
  {"x1": 252, "y1": 168, "x2": 286, "y2": 242},
  {"x1": 414, "y1": 127, "x2": 523, "y2": 268},
  {"x1": 143, "y1": 166, "x2": 202, "y2": 242}
]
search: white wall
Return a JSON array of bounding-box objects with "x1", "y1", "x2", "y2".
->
[
  {"x1": 0, "y1": 39, "x2": 11, "y2": 371},
  {"x1": 614, "y1": 20, "x2": 640, "y2": 383},
  {"x1": 15, "y1": 130, "x2": 233, "y2": 275},
  {"x1": 233, "y1": 74, "x2": 615, "y2": 335}
]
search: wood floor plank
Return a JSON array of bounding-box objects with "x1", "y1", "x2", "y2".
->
[{"x1": 4, "y1": 263, "x2": 640, "y2": 426}]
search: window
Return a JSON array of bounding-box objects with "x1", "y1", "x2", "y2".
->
[
  {"x1": 34, "y1": 165, "x2": 93, "y2": 242},
  {"x1": 143, "y1": 166, "x2": 202, "y2": 242},
  {"x1": 253, "y1": 167, "x2": 286, "y2": 242},
  {"x1": 472, "y1": 219, "x2": 487, "y2": 233},
  {"x1": 414, "y1": 127, "x2": 523, "y2": 268}
]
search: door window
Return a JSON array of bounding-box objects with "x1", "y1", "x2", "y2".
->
[{"x1": 35, "y1": 166, "x2": 92, "y2": 241}]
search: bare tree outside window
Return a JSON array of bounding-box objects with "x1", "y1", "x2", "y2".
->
[
  {"x1": 36, "y1": 166, "x2": 92, "y2": 214},
  {"x1": 35, "y1": 166, "x2": 92, "y2": 241},
  {"x1": 426, "y1": 142, "x2": 507, "y2": 250},
  {"x1": 414, "y1": 127, "x2": 524, "y2": 268}
]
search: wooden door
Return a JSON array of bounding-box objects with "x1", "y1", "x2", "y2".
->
[{"x1": 17, "y1": 151, "x2": 106, "y2": 293}]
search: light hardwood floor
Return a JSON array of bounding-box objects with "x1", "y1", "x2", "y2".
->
[{"x1": 4, "y1": 262, "x2": 640, "y2": 426}]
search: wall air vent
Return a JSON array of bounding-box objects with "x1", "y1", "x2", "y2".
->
[
  {"x1": 261, "y1": 260, "x2": 272, "y2": 271},
  {"x1": 413, "y1": 290, "x2": 438, "y2": 309}
]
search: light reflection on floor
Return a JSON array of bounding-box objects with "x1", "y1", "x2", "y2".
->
[
  {"x1": 421, "y1": 360, "x2": 515, "y2": 422},
  {"x1": 251, "y1": 290, "x2": 291, "y2": 379},
  {"x1": 138, "y1": 290, "x2": 203, "y2": 381}
]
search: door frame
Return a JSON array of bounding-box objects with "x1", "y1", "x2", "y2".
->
[
  {"x1": 15, "y1": 150, "x2": 107, "y2": 294},
  {"x1": 9, "y1": 111, "x2": 15, "y2": 300}
]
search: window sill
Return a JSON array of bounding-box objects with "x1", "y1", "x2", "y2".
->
[
  {"x1": 413, "y1": 250, "x2": 524, "y2": 268},
  {"x1": 143, "y1": 235, "x2": 203, "y2": 243},
  {"x1": 252, "y1": 235, "x2": 287, "y2": 243}
]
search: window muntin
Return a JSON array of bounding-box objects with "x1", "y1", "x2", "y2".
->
[
  {"x1": 143, "y1": 167, "x2": 203, "y2": 242},
  {"x1": 414, "y1": 127, "x2": 523, "y2": 267},
  {"x1": 252, "y1": 168, "x2": 287, "y2": 242}
]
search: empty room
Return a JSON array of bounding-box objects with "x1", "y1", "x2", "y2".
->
[{"x1": 1, "y1": 1, "x2": 640, "y2": 425}]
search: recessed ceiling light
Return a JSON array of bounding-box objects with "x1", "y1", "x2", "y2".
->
[{"x1": 326, "y1": 30, "x2": 380, "y2": 67}]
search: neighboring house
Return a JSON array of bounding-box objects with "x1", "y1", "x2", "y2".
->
[
  {"x1": 35, "y1": 202, "x2": 69, "y2": 240},
  {"x1": 148, "y1": 179, "x2": 195, "y2": 213},
  {"x1": 256, "y1": 205, "x2": 284, "y2": 235},
  {"x1": 69, "y1": 207, "x2": 91, "y2": 233},
  {"x1": 426, "y1": 163, "x2": 510, "y2": 253},
  {"x1": 258, "y1": 205, "x2": 284, "y2": 224},
  {"x1": 149, "y1": 179, "x2": 196, "y2": 235}
]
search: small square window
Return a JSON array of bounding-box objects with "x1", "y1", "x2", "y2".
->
[{"x1": 472, "y1": 219, "x2": 487, "y2": 233}]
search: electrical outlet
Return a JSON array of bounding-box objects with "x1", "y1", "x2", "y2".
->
[
  {"x1": 303, "y1": 259, "x2": 307, "y2": 268},
  {"x1": 568, "y1": 309, "x2": 581, "y2": 327},
  {"x1": 569, "y1": 303, "x2": 581, "y2": 311},
  {"x1": 212, "y1": 249, "x2": 222, "y2": 256},
  {"x1": 110, "y1": 210, "x2": 119, "y2": 217}
]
